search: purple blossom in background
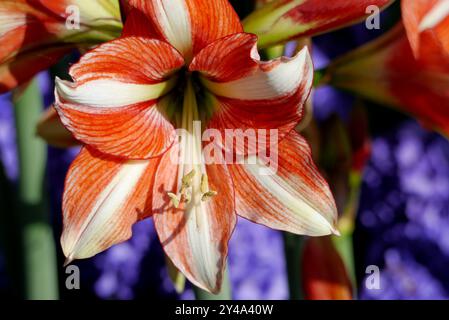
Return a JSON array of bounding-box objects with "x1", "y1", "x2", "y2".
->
[
  {"x1": 312, "y1": 35, "x2": 354, "y2": 122},
  {"x1": 94, "y1": 219, "x2": 161, "y2": 300},
  {"x1": 358, "y1": 121, "x2": 449, "y2": 299},
  {"x1": 311, "y1": 7, "x2": 397, "y2": 123},
  {"x1": 228, "y1": 219, "x2": 288, "y2": 300},
  {"x1": 0, "y1": 88, "x2": 17, "y2": 297},
  {"x1": 89, "y1": 217, "x2": 288, "y2": 300},
  {"x1": 0, "y1": 93, "x2": 17, "y2": 181},
  {"x1": 363, "y1": 249, "x2": 448, "y2": 300}
]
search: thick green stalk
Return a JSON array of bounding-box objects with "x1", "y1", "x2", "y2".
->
[
  {"x1": 283, "y1": 232, "x2": 304, "y2": 300},
  {"x1": 13, "y1": 79, "x2": 59, "y2": 300},
  {"x1": 193, "y1": 267, "x2": 231, "y2": 300},
  {"x1": 332, "y1": 234, "x2": 356, "y2": 291},
  {"x1": 332, "y1": 171, "x2": 363, "y2": 297}
]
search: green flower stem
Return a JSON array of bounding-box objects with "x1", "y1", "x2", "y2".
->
[
  {"x1": 264, "y1": 45, "x2": 285, "y2": 59},
  {"x1": 332, "y1": 233, "x2": 356, "y2": 294},
  {"x1": 332, "y1": 171, "x2": 363, "y2": 296},
  {"x1": 283, "y1": 232, "x2": 304, "y2": 300},
  {"x1": 193, "y1": 267, "x2": 231, "y2": 300},
  {"x1": 13, "y1": 79, "x2": 59, "y2": 300}
]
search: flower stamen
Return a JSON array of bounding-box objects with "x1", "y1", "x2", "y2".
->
[
  {"x1": 167, "y1": 170, "x2": 197, "y2": 208},
  {"x1": 167, "y1": 192, "x2": 180, "y2": 208},
  {"x1": 201, "y1": 191, "x2": 218, "y2": 202},
  {"x1": 200, "y1": 174, "x2": 217, "y2": 202},
  {"x1": 181, "y1": 169, "x2": 196, "y2": 191}
]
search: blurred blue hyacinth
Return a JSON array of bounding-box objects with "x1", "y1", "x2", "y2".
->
[
  {"x1": 90, "y1": 217, "x2": 288, "y2": 300},
  {"x1": 0, "y1": 93, "x2": 17, "y2": 181},
  {"x1": 358, "y1": 121, "x2": 449, "y2": 299}
]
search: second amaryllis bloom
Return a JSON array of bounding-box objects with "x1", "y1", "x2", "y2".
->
[
  {"x1": 326, "y1": 23, "x2": 449, "y2": 137},
  {"x1": 243, "y1": 0, "x2": 394, "y2": 48},
  {"x1": 0, "y1": 0, "x2": 123, "y2": 93},
  {"x1": 54, "y1": 0, "x2": 338, "y2": 293}
]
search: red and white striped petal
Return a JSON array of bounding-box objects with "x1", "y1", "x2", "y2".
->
[
  {"x1": 152, "y1": 143, "x2": 236, "y2": 294},
  {"x1": 243, "y1": 0, "x2": 394, "y2": 48},
  {"x1": 55, "y1": 97, "x2": 177, "y2": 159},
  {"x1": 402, "y1": 0, "x2": 449, "y2": 59},
  {"x1": 55, "y1": 37, "x2": 184, "y2": 159},
  {"x1": 189, "y1": 33, "x2": 260, "y2": 83},
  {"x1": 198, "y1": 42, "x2": 312, "y2": 101},
  {"x1": 228, "y1": 131, "x2": 338, "y2": 236},
  {"x1": 192, "y1": 35, "x2": 313, "y2": 156},
  {"x1": 68, "y1": 37, "x2": 184, "y2": 86},
  {"x1": 127, "y1": 0, "x2": 242, "y2": 61},
  {"x1": 61, "y1": 147, "x2": 158, "y2": 261}
]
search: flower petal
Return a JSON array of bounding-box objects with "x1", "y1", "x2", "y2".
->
[
  {"x1": 0, "y1": 46, "x2": 70, "y2": 93},
  {"x1": 0, "y1": 0, "x2": 122, "y2": 93},
  {"x1": 127, "y1": 0, "x2": 242, "y2": 60},
  {"x1": 191, "y1": 35, "x2": 313, "y2": 156},
  {"x1": 0, "y1": 1, "x2": 69, "y2": 92},
  {"x1": 200, "y1": 46, "x2": 313, "y2": 100},
  {"x1": 228, "y1": 131, "x2": 338, "y2": 236},
  {"x1": 55, "y1": 37, "x2": 184, "y2": 159},
  {"x1": 402, "y1": 0, "x2": 449, "y2": 59},
  {"x1": 243, "y1": 0, "x2": 394, "y2": 48},
  {"x1": 68, "y1": 37, "x2": 184, "y2": 86},
  {"x1": 152, "y1": 143, "x2": 236, "y2": 294},
  {"x1": 189, "y1": 33, "x2": 260, "y2": 83},
  {"x1": 302, "y1": 236, "x2": 352, "y2": 300},
  {"x1": 61, "y1": 147, "x2": 158, "y2": 261},
  {"x1": 0, "y1": 0, "x2": 63, "y2": 63}
]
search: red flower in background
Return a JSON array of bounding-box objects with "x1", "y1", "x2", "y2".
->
[
  {"x1": 0, "y1": 0, "x2": 122, "y2": 93},
  {"x1": 328, "y1": 21, "x2": 449, "y2": 136},
  {"x1": 243, "y1": 0, "x2": 394, "y2": 48},
  {"x1": 302, "y1": 236, "x2": 352, "y2": 300},
  {"x1": 402, "y1": 0, "x2": 449, "y2": 61}
]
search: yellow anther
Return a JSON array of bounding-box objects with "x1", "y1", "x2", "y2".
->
[
  {"x1": 167, "y1": 192, "x2": 180, "y2": 208},
  {"x1": 182, "y1": 169, "x2": 196, "y2": 188},
  {"x1": 201, "y1": 190, "x2": 218, "y2": 202},
  {"x1": 200, "y1": 174, "x2": 209, "y2": 194},
  {"x1": 200, "y1": 174, "x2": 218, "y2": 201}
]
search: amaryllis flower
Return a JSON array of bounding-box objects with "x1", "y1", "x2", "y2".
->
[
  {"x1": 243, "y1": 0, "x2": 394, "y2": 48},
  {"x1": 0, "y1": 0, "x2": 123, "y2": 93},
  {"x1": 326, "y1": 23, "x2": 449, "y2": 137},
  {"x1": 54, "y1": 0, "x2": 338, "y2": 293},
  {"x1": 402, "y1": 0, "x2": 449, "y2": 60}
]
